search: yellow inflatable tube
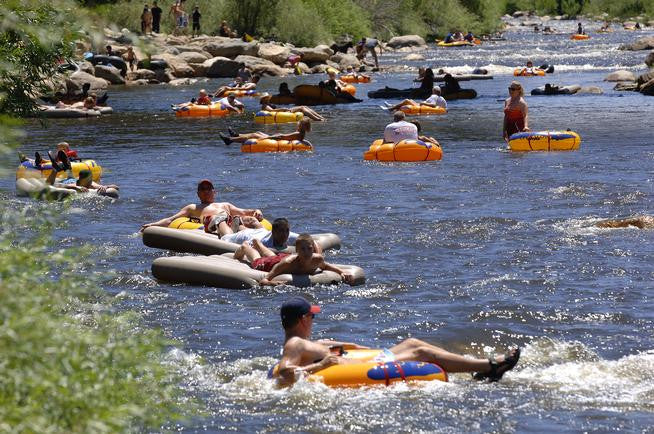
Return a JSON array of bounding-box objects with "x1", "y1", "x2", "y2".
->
[
  {"x1": 16, "y1": 159, "x2": 102, "y2": 182},
  {"x1": 241, "y1": 139, "x2": 313, "y2": 153},
  {"x1": 254, "y1": 110, "x2": 304, "y2": 124},
  {"x1": 341, "y1": 74, "x2": 371, "y2": 83},
  {"x1": 364, "y1": 139, "x2": 443, "y2": 162},
  {"x1": 224, "y1": 89, "x2": 260, "y2": 97},
  {"x1": 169, "y1": 217, "x2": 272, "y2": 231},
  {"x1": 513, "y1": 69, "x2": 545, "y2": 76},
  {"x1": 508, "y1": 130, "x2": 581, "y2": 151},
  {"x1": 269, "y1": 349, "x2": 448, "y2": 387},
  {"x1": 400, "y1": 104, "x2": 447, "y2": 115},
  {"x1": 174, "y1": 103, "x2": 230, "y2": 117}
]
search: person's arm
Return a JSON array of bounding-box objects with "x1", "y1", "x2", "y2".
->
[
  {"x1": 140, "y1": 204, "x2": 193, "y2": 232},
  {"x1": 314, "y1": 339, "x2": 369, "y2": 349},
  {"x1": 521, "y1": 100, "x2": 530, "y2": 130},
  {"x1": 258, "y1": 258, "x2": 295, "y2": 286},
  {"x1": 277, "y1": 340, "x2": 339, "y2": 386},
  {"x1": 227, "y1": 203, "x2": 263, "y2": 220},
  {"x1": 319, "y1": 260, "x2": 354, "y2": 284},
  {"x1": 269, "y1": 131, "x2": 302, "y2": 141}
]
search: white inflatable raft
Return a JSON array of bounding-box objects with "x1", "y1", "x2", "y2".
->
[
  {"x1": 142, "y1": 226, "x2": 341, "y2": 255},
  {"x1": 16, "y1": 178, "x2": 119, "y2": 200},
  {"x1": 151, "y1": 254, "x2": 365, "y2": 289}
]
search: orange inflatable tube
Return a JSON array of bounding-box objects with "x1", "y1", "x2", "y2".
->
[
  {"x1": 341, "y1": 84, "x2": 356, "y2": 96},
  {"x1": 241, "y1": 138, "x2": 313, "y2": 153},
  {"x1": 400, "y1": 105, "x2": 447, "y2": 115},
  {"x1": 174, "y1": 103, "x2": 230, "y2": 117},
  {"x1": 341, "y1": 75, "x2": 371, "y2": 83},
  {"x1": 364, "y1": 139, "x2": 443, "y2": 161}
]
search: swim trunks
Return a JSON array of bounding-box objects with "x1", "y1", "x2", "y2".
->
[
  {"x1": 203, "y1": 212, "x2": 229, "y2": 233},
  {"x1": 251, "y1": 253, "x2": 290, "y2": 272}
]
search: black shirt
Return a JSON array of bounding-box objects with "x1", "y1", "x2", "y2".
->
[
  {"x1": 151, "y1": 6, "x2": 162, "y2": 20},
  {"x1": 192, "y1": 11, "x2": 201, "y2": 23}
]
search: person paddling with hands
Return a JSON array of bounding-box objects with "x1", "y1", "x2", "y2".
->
[
  {"x1": 503, "y1": 81, "x2": 530, "y2": 143},
  {"x1": 275, "y1": 297, "x2": 521, "y2": 386}
]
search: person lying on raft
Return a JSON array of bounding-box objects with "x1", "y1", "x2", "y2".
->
[
  {"x1": 258, "y1": 94, "x2": 325, "y2": 121},
  {"x1": 324, "y1": 69, "x2": 348, "y2": 90},
  {"x1": 442, "y1": 73, "x2": 461, "y2": 93},
  {"x1": 255, "y1": 234, "x2": 351, "y2": 286},
  {"x1": 410, "y1": 120, "x2": 440, "y2": 146},
  {"x1": 464, "y1": 31, "x2": 475, "y2": 42},
  {"x1": 20, "y1": 142, "x2": 81, "y2": 167},
  {"x1": 384, "y1": 86, "x2": 447, "y2": 112},
  {"x1": 48, "y1": 96, "x2": 99, "y2": 111},
  {"x1": 175, "y1": 89, "x2": 212, "y2": 109},
  {"x1": 343, "y1": 65, "x2": 370, "y2": 81},
  {"x1": 45, "y1": 150, "x2": 119, "y2": 194},
  {"x1": 231, "y1": 217, "x2": 322, "y2": 255},
  {"x1": 275, "y1": 296, "x2": 521, "y2": 386},
  {"x1": 219, "y1": 118, "x2": 312, "y2": 146},
  {"x1": 214, "y1": 74, "x2": 260, "y2": 97},
  {"x1": 140, "y1": 179, "x2": 263, "y2": 232},
  {"x1": 216, "y1": 94, "x2": 244, "y2": 113}
]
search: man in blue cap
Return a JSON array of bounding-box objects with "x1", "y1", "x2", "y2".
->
[{"x1": 276, "y1": 297, "x2": 520, "y2": 386}]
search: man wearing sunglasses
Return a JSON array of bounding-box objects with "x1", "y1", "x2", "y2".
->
[
  {"x1": 140, "y1": 179, "x2": 263, "y2": 233},
  {"x1": 276, "y1": 296, "x2": 520, "y2": 386}
]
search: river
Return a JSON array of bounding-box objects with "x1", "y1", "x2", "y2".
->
[{"x1": 3, "y1": 21, "x2": 654, "y2": 432}]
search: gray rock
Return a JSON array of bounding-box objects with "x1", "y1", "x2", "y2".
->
[
  {"x1": 155, "y1": 69, "x2": 175, "y2": 83},
  {"x1": 79, "y1": 61, "x2": 95, "y2": 75},
  {"x1": 645, "y1": 51, "x2": 654, "y2": 68},
  {"x1": 127, "y1": 79, "x2": 151, "y2": 86},
  {"x1": 126, "y1": 69, "x2": 156, "y2": 81},
  {"x1": 67, "y1": 71, "x2": 109, "y2": 93},
  {"x1": 175, "y1": 45, "x2": 211, "y2": 54},
  {"x1": 257, "y1": 43, "x2": 291, "y2": 65},
  {"x1": 604, "y1": 70, "x2": 636, "y2": 82},
  {"x1": 94, "y1": 64, "x2": 125, "y2": 85},
  {"x1": 164, "y1": 47, "x2": 181, "y2": 55},
  {"x1": 233, "y1": 55, "x2": 286, "y2": 76},
  {"x1": 295, "y1": 62, "x2": 311, "y2": 74},
  {"x1": 178, "y1": 51, "x2": 211, "y2": 64},
  {"x1": 169, "y1": 78, "x2": 198, "y2": 86},
  {"x1": 203, "y1": 56, "x2": 243, "y2": 78},
  {"x1": 310, "y1": 64, "x2": 330, "y2": 74},
  {"x1": 165, "y1": 35, "x2": 188, "y2": 46},
  {"x1": 619, "y1": 36, "x2": 654, "y2": 51},
  {"x1": 188, "y1": 63, "x2": 207, "y2": 77},
  {"x1": 640, "y1": 78, "x2": 654, "y2": 95},
  {"x1": 404, "y1": 53, "x2": 425, "y2": 61},
  {"x1": 330, "y1": 53, "x2": 360, "y2": 69},
  {"x1": 576, "y1": 86, "x2": 603, "y2": 94},
  {"x1": 386, "y1": 35, "x2": 426, "y2": 49},
  {"x1": 636, "y1": 70, "x2": 654, "y2": 86},
  {"x1": 291, "y1": 45, "x2": 333, "y2": 63},
  {"x1": 152, "y1": 53, "x2": 195, "y2": 78},
  {"x1": 203, "y1": 39, "x2": 258, "y2": 58},
  {"x1": 613, "y1": 81, "x2": 638, "y2": 91}
]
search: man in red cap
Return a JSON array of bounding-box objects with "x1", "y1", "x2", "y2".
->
[
  {"x1": 140, "y1": 179, "x2": 263, "y2": 233},
  {"x1": 276, "y1": 296, "x2": 520, "y2": 386}
]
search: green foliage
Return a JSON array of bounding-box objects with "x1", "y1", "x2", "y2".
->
[{"x1": 225, "y1": 0, "x2": 279, "y2": 37}]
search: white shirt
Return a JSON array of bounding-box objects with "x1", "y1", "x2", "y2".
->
[
  {"x1": 217, "y1": 97, "x2": 242, "y2": 110},
  {"x1": 221, "y1": 228, "x2": 299, "y2": 250},
  {"x1": 384, "y1": 120, "x2": 418, "y2": 143},
  {"x1": 423, "y1": 94, "x2": 447, "y2": 109}
]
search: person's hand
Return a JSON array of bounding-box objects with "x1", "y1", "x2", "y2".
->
[
  {"x1": 253, "y1": 209, "x2": 263, "y2": 220},
  {"x1": 97, "y1": 186, "x2": 107, "y2": 194},
  {"x1": 341, "y1": 272, "x2": 354, "y2": 284},
  {"x1": 319, "y1": 354, "x2": 341, "y2": 369},
  {"x1": 523, "y1": 127, "x2": 531, "y2": 132},
  {"x1": 76, "y1": 186, "x2": 88, "y2": 192},
  {"x1": 140, "y1": 223, "x2": 153, "y2": 232}
]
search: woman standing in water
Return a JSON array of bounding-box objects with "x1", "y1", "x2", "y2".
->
[{"x1": 503, "y1": 81, "x2": 529, "y2": 143}]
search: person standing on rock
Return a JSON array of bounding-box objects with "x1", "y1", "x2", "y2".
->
[
  {"x1": 123, "y1": 46, "x2": 137, "y2": 73},
  {"x1": 356, "y1": 37, "x2": 381, "y2": 69},
  {"x1": 151, "y1": 1, "x2": 162, "y2": 33},
  {"x1": 191, "y1": 6, "x2": 201, "y2": 37},
  {"x1": 141, "y1": 5, "x2": 153, "y2": 36}
]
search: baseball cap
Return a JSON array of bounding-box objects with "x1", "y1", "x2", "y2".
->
[
  {"x1": 280, "y1": 297, "x2": 320, "y2": 323},
  {"x1": 433, "y1": 85, "x2": 441, "y2": 93},
  {"x1": 197, "y1": 179, "x2": 214, "y2": 190}
]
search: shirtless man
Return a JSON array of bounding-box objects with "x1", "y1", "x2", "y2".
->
[
  {"x1": 275, "y1": 296, "x2": 521, "y2": 386},
  {"x1": 219, "y1": 118, "x2": 311, "y2": 145},
  {"x1": 140, "y1": 179, "x2": 263, "y2": 233}
]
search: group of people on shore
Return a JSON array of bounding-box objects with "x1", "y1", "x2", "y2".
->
[{"x1": 139, "y1": 1, "x2": 235, "y2": 38}]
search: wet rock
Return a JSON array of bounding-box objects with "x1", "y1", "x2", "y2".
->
[
  {"x1": 127, "y1": 79, "x2": 151, "y2": 86},
  {"x1": 233, "y1": 55, "x2": 286, "y2": 76},
  {"x1": 576, "y1": 86, "x2": 603, "y2": 94},
  {"x1": 404, "y1": 53, "x2": 425, "y2": 61},
  {"x1": 386, "y1": 35, "x2": 426, "y2": 50},
  {"x1": 178, "y1": 51, "x2": 211, "y2": 64},
  {"x1": 640, "y1": 78, "x2": 654, "y2": 95},
  {"x1": 604, "y1": 70, "x2": 636, "y2": 81},
  {"x1": 94, "y1": 64, "x2": 126, "y2": 85},
  {"x1": 636, "y1": 70, "x2": 654, "y2": 86},
  {"x1": 512, "y1": 11, "x2": 529, "y2": 18},
  {"x1": 188, "y1": 63, "x2": 207, "y2": 77},
  {"x1": 79, "y1": 61, "x2": 95, "y2": 75},
  {"x1": 295, "y1": 62, "x2": 311, "y2": 74},
  {"x1": 645, "y1": 51, "x2": 654, "y2": 68},
  {"x1": 155, "y1": 69, "x2": 175, "y2": 83},
  {"x1": 126, "y1": 69, "x2": 156, "y2": 81},
  {"x1": 152, "y1": 53, "x2": 195, "y2": 78},
  {"x1": 169, "y1": 78, "x2": 198, "y2": 86},
  {"x1": 613, "y1": 81, "x2": 638, "y2": 91},
  {"x1": 203, "y1": 56, "x2": 243, "y2": 78},
  {"x1": 330, "y1": 53, "x2": 360, "y2": 69},
  {"x1": 165, "y1": 35, "x2": 187, "y2": 46},
  {"x1": 257, "y1": 43, "x2": 291, "y2": 65},
  {"x1": 619, "y1": 36, "x2": 654, "y2": 51},
  {"x1": 203, "y1": 39, "x2": 258, "y2": 58},
  {"x1": 291, "y1": 45, "x2": 333, "y2": 63},
  {"x1": 310, "y1": 64, "x2": 330, "y2": 74},
  {"x1": 67, "y1": 71, "x2": 109, "y2": 93}
]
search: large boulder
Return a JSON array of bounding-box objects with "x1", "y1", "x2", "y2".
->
[
  {"x1": 152, "y1": 53, "x2": 195, "y2": 78},
  {"x1": 330, "y1": 53, "x2": 360, "y2": 69},
  {"x1": 178, "y1": 51, "x2": 211, "y2": 64},
  {"x1": 619, "y1": 36, "x2": 654, "y2": 51},
  {"x1": 203, "y1": 39, "x2": 258, "y2": 58},
  {"x1": 94, "y1": 64, "x2": 125, "y2": 85},
  {"x1": 169, "y1": 78, "x2": 198, "y2": 86},
  {"x1": 173, "y1": 45, "x2": 209, "y2": 54},
  {"x1": 165, "y1": 35, "x2": 188, "y2": 46},
  {"x1": 404, "y1": 53, "x2": 425, "y2": 61},
  {"x1": 613, "y1": 82, "x2": 638, "y2": 91},
  {"x1": 257, "y1": 43, "x2": 291, "y2": 65},
  {"x1": 386, "y1": 35, "x2": 426, "y2": 49},
  {"x1": 188, "y1": 63, "x2": 207, "y2": 77},
  {"x1": 126, "y1": 69, "x2": 157, "y2": 81},
  {"x1": 79, "y1": 61, "x2": 95, "y2": 75},
  {"x1": 640, "y1": 79, "x2": 654, "y2": 95},
  {"x1": 604, "y1": 70, "x2": 636, "y2": 82},
  {"x1": 203, "y1": 56, "x2": 243, "y2": 78},
  {"x1": 66, "y1": 71, "x2": 109, "y2": 93},
  {"x1": 636, "y1": 70, "x2": 654, "y2": 86},
  {"x1": 645, "y1": 51, "x2": 654, "y2": 68},
  {"x1": 291, "y1": 45, "x2": 333, "y2": 64},
  {"x1": 233, "y1": 55, "x2": 286, "y2": 76},
  {"x1": 155, "y1": 69, "x2": 175, "y2": 83},
  {"x1": 576, "y1": 86, "x2": 603, "y2": 94},
  {"x1": 310, "y1": 64, "x2": 330, "y2": 74}
]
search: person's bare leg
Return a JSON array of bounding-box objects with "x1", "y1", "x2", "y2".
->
[
  {"x1": 293, "y1": 106, "x2": 324, "y2": 121},
  {"x1": 389, "y1": 99, "x2": 417, "y2": 111},
  {"x1": 251, "y1": 239, "x2": 276, "y2": 258},
  {"x1": 240, "y1": 215, "x2": 263, "y2": 229},
  {"x1": 218, "y1": 220, "x2": 233, "y2": 236},
  {"x1": 230, "y1": 132, "x2": 269, "y2": 143},
  {"x1": 234, "y1": 242, "x2": 262, "y2": 262},
  {"x1": 389, "y1": 338, "x2": 515, "y2": 374}
]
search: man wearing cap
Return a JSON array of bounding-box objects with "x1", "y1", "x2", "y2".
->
[
  {"x1": 383, "y1": 111, "x2": 419, "y2": 144},
  {"x1": 275, "y1": 296, "x2": 520, "y2": 386},
  {"x1": 140, "y1": 179, "x2": 263, "y2": 232},
  {"x1": 385, "y1": 86, "x2": 447, "y2": 113}
]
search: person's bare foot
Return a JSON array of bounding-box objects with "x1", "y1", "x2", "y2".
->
[{"x1": 473, "y1": 347, "x2": 520, "y2": 382}]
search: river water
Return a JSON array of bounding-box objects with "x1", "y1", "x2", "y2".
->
[{"x1": 4, "y1": 22, "x2": 654, "y2": 432}]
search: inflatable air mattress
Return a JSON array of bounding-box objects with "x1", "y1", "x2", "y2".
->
[
  {"x1": 441, "y1": 89, "x2": 477, "y2": 100},
  {"x1": 151, "y1": 254, "x2": 365, "y2": 289},
  {"x1": 508, "y1": 130, "x2": 581, "y2": 151},
  {"x1": 400, "y1": 105, "x2": 447, "y2": 116},
  {"x1": 434, "y1": 74, "x2": 493, "y2": 81},
  {"x1": 16, "y1": 178, "x2": 119, "y2": 199},
  {"x1": 241, "y1": 139, "x2": 313, "y2": 153},
  {"x1": 570, "y1": 34, "x2": 590, "y2": 40},
  {"x1": 291, "y1": 85, "x2": 362, "y2": 105},
  {"x1": 142, "y1": 226, "x2": 341, "y2": 255},
  {"x1": 254, "y1": 111, "x2": 303, "y2": 124},
  {"x1": 16, "y1": 159, "x2": 103, "y2": 182},
  {"x1": 36, "y1": 107, "x2": 102, "y2": 118},
  {"x1": 530, "y1": 85, "x2": 581, "y2": 95}
]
